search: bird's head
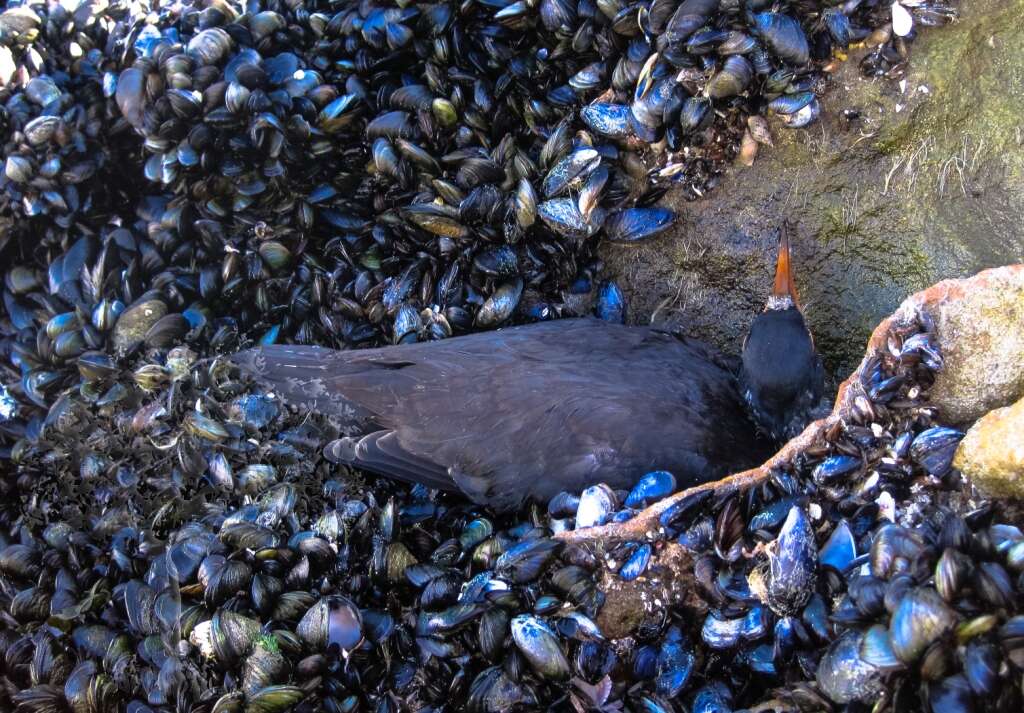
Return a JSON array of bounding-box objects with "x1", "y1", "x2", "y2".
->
[{"x1": 739, "y1": 228, "x2": 825, "y2": 443}]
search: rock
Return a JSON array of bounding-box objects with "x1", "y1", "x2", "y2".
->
[
  {"x1": 602, "y1": 0, "x2": 1024, "y2": 385},
  {"x1": 924, "y1": 267, "x2": 1024, "y2": 423},
  {"x1": 111, "y1": 298, "x2": 167, "y2": 354},
  {"x1": 954, "y1": 396, "x2": 1024, "y2": 499},
  {"x1": 595, "y1": 543, "x2": 704, "y2": 639}
]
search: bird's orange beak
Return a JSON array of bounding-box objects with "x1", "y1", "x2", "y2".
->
[{"x1": 769, "y1": 228, "x2": 799, "y2": 310}]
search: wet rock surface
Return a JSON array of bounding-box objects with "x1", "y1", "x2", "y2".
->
[
  {"x1": 603, "y1": 0, "x2": 1024, "y2": 385},
  {"x1": 955, "y1": 396, "x2": 1024, "y2": 500}
]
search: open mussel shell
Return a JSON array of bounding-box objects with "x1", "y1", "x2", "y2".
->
[
  {"x1": 782, "y1": 99, "x2": 820, "y2": 128},
  {"x1": 538, "y1": 198, "x2": 605, "y2": 240},
  {"x1": 403, "y1": 203, "x2": 468, "y2": 239},
  {"x1": 768, "y1": 91, "x2": 816, "y2": 115},
  {"x1": 542, "y1": 148, "x2": 601, "y2": 197},
  {"x1": 185, "y1": 411, "x2": 230, "y2": 442},
  {"x1": 76, "y1": 352, "x2": 118, "y2": 382},
  {"x1": 297, "y1": 595, "x2": 363, "y2": 653}
]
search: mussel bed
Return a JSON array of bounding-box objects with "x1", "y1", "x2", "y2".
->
[
  {"x1": 0, "y1": 0, "x2": 958, "y2": 424},
  {"x1": 1, "y1": 0, "x2": 1017, "y2": 711},
  {"x1": 3, "y1": 294, "x2": 1023, "y2": 712}
]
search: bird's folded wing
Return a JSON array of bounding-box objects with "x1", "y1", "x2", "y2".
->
[
  {"x1": 235, "y1": 343, "x2": 468, "y2": 489},
  {"x1": 324, "y1": 430, "x2": 455, "y2": 493},
  {"x1": 231, "y1": 343, "x2": 413, "y2": 424}
]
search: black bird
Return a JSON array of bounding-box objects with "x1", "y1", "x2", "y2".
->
[
  {"x1": 739, "y1": 230, "x2": 825, "y2": 442},
  {"x1": 235, "y1": 235, "x2": 823, "y2": 511}
]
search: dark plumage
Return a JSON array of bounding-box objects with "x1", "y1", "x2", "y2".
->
[
  {"x1": 740, "y1": 306, "x2": 824, "y2": 441},
  {"x1": 235, "y1": 321, "x2": 774, "y2": 510},
  {"x1": 235, "y1": 235, "x2": 823, "y2": 511},
  {"x1": 739, "y1": 231, "x2": 825, "y2": 441}
]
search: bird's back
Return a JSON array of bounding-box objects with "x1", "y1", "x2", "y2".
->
[{"x1": 235, "y1": 319, "x2": 773, "y2": 509}]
